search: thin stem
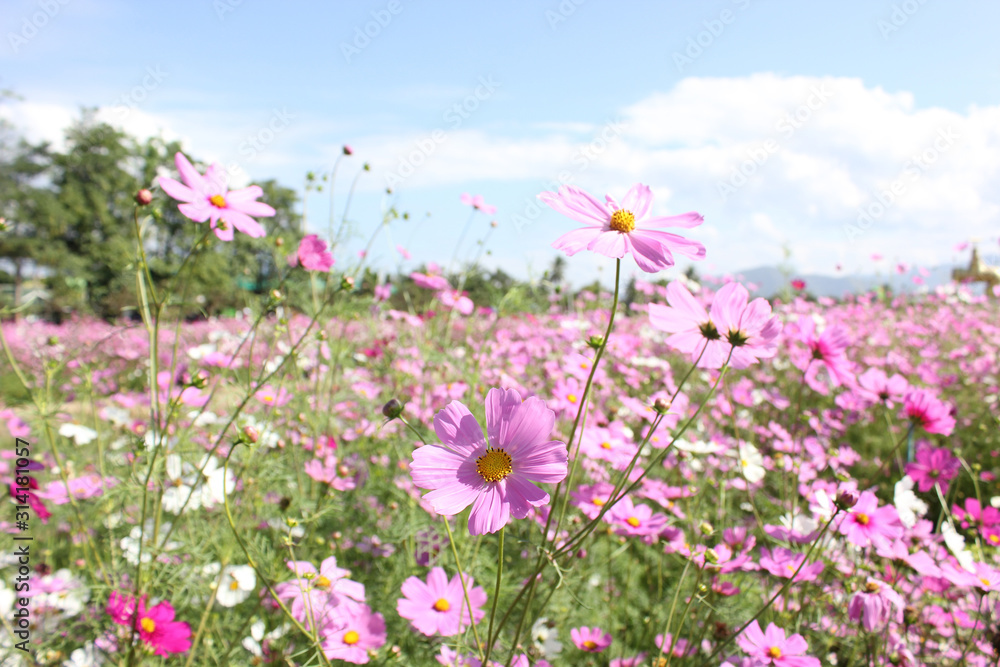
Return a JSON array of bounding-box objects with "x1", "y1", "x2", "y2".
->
[{"x1": 482, "y1": 526, "x2": 505, "y2": 666}]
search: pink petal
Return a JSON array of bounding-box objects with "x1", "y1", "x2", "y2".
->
[
  {"x1": 505, "y1": 474, "x2": 549, "y2": 518},
  {"x1": 586, "y1": 230, "x2": 628, "y2": 258},
  {"x1": 538, "y1": 186, "x2": 609, "y2": 227},
  {"x1": 552, "y1": 227, "x2": 603, "y2": 256},
  {"x1": 468, "y1": 484, "x2": 509, "y2": 535},
  {"x1": 178, "y1": 202, "x2": 211, "y2": 223},
  {"x1": 620, "y1": 183, "x2": 653, "y2": 220},
  {"x1": 624, "y1": 233, "x2": 673, "y2": 272},
  {"x1": 433, "y1": 401, "x2": 487, "y2": 456},
  {"x1": 174, "y1": 152, "x2": 205, "y2": 189},
  {"x1": 511, "y1": 440, "x2": 568, "y2": 483},
  {"x1": 485, "y1": 390, "x2": 555, "y2": 458},
  {"x1": 629, "y1": 229, "x2": 706, "y2": 260},
  {"x1": 224, "y1": 211, "x2": 267, "y2": 238},
  {"x1": 158, "y1": 176, "x2": 195, "y2": 203},
  {"x1": 643, "y1": 211, "x2": 704, "y2": 229}
]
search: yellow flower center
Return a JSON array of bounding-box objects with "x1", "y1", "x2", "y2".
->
[
  {"x1": 609, "y1": 209, "x2": 636, "y2": 233},
  {"x1": 343, "y1": 630, "x2": 360, "y2": 645},
  {"x1": 626, "y1": 517, "x2": 640, "y2": 528},
  {"x1": 141, "y1": 617, "x2": 156, "y2": 633},
  {"x1": 583, "y1": 640, "x2": 598, "y2": 650},
  {"x1": 855, "y1": 512, "x2": 870, "y2": 526},
  {"x1": 230, "y1": 578, "x2": 241, "y2": 590},
  {"x1": 592, "y1": 498, "x2": 605, "y2": 507},
  {"x1": 991, "y1": 535, "x2": 1000, "y2": 545},
  {"x1": 314, "y1": 575, "x2": 331, "y2": 589},
  {"x1": 865, "y1": 581, "x2": 880, "y2": 593},
  {"x1": 767, "y1": 646, "x2": 782, "y2": 658},
  {"x1": 210, "y1": 194, "x2": 227, "y2": 208},
  {"x1": 567, "y1": 393, "x2": 578, "y2": 404},
  {"x1": 981, "y1": 577, "x2": 992, "y2": 587},
  {"x1": 263, "y1": 394, "x2": 274, "y2": 403},
  {"x1": 433, "y1": 598, "x2": 451, "y2": 612},
  {"x1": 476, "y1": 448, "x2": 513, "y2": 483},
  {"x1": 600, "y1": 441, "x2": 612, "y2": 450}
]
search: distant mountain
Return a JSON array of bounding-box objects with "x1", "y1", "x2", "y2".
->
[{"x1": 732, "y1": 264, "x2": 977, "y2": 299}]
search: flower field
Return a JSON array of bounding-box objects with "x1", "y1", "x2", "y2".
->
[{"x1": 1, "y1": 161, "x2": 998, "y2": 666}]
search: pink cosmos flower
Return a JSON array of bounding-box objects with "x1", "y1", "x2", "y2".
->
[
  {"x1": 158, "y1": 152, "x2": 275, "y2": 241},
  {"x1": 848, "y1": 578, "x2": 904, "y2": 631},
  {"x1": 649, "y1": 281, "x2": 780, "y2": 369},
  {"x1": 134, "y1": 600, "x2": 192, "y2": 657},
  {"x1": 759, "y1": 547, "x2": 825, "y2": 582},
  {"x1": 654, "y1": 633, "x2": 691, "y2": 658},
  {"x1": 540, "y1": 183, "x2": 705, "y2": 273},
  {"x1": 396, "y1": 567, "x2": 487, "y2": 637},
  {"x1": 410, "y1": 387, "x2": 569, "y2": 535},
  {"x1": 374, "y1": 283, "x2": 393, "y2": 302},
  {"x1": 571, "y1": 626, "x2": 612, "y2": 653},
  {"x1": 438, "y1": 289, "x2": 474, "y2": 315},
  {"x1": 289, "y1": 234, "x2": 335, "y2": 272},
  {"x1": 790, "y1": 279, "x2": 806, "y2": 291},
  {"x1": 796, "y1": 317, "x2": 855, "y2": 391},
  {"x1": 903, "y1": 389, "x2": 956, "y2": 436},
  {"x1": 942, "y1": 561, "x2": 1000, "y2": 592},
  {"x1": 736, "y1": 620, "x2": 820, "y2": 666},
  {"x1": 460, "y1": 193, "x2": 497, "y2": 215},
  {"x1": 838, "y1": 491, "x2": 903, "y2": 550},
  {"x1": 320, "y1": 603, "x2": 386, "y2": 664},
  {"x1": 106, "y1": 591, "x2": 141, "y2": 626},
  {"x1": 274, "y1": 557, "x2": 366, "y2": 630},
  {"x1": 606, "y1": 495, "x2": 669, "y2": 544},
  {"x1": 856, "y1": 368, "x2": 909, "y2": 407},
  {"x1": 254, "y1": 384, "x2": 291, "y2": 407},
  {"x1": 905, "y1": 445, "x2": 960, "y2": 493}
]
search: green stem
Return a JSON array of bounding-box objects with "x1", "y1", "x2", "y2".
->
[{"x1": 483, "y1": 526, "x2": 505, "y2": 666}]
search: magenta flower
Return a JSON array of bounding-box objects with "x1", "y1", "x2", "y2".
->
[
  {"x1": 571, "y1": 626, "x2": 612, "y2": 653},
  {"x1": 848, "y1": 578, "x2": 904, "y2": 632},
  {"x1": 460, "y1": 192, "x2": 497, "y2": 215},
  {"x1": 409, "y1": 387, "x2": 569, "y2": 535},
  {"x1": 289, "y1": 234, "x2": 335, "y2": 272},
  {"x1": 856, "y1": 368, "x2": 909, "y2": 407},
  {"x1": 838, "y1": 491, "x2": 903, "y2": 550},
  {"x1": 135, "y1": 600, "x2": 192, "y2": 657},
  {"x1": 606, "y1": 496, "x2": 669, "y2": 543},
  {"x1": 905, "y1": 445, "x2": 960, "y2": 493},
  {"x1": 649, "y1": 281, "x2": 779, "y2": 369},
  {"x1": 158, "y1": 152, "x2": 275, "y2": 241},
  {"x1": 759, "y1": 547, "x2": 825, "y2": 582},
  {"x1": 903, "y1": 389, "x2": 956, "y2": 436},
  {"x1": 320, "y1": 603, "x2": 386, "y2": 664},
  {"x1": 106, "y1": 591, "x2": 141, "y2": 626},
  {"x1": 736, "y1": 620, "x2": 820, "y2": 666},
  {"x1": 796, "y1": 317, "x2": 855, "y2": 391},
  {"x1": 396, "y1": 567, "x2": 487, "y2": 637},
  {"x1": 539, "y1": 183, "x2": 705, "y2": 273}
]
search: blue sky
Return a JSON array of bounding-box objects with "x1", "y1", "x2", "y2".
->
[{"x1": 3, "y1": 0, "x2": 1000, "y2": 287}]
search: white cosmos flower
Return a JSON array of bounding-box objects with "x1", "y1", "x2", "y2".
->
[
  {"x1": 216, "y1": 565, "x2": 256, "y2": 607},
  {"x1": 733, "y1": 442, "x2": 765, "y2": 483},
  {"x1": 942, "y1": 519, "x2": 975, "y2": 573},
  {"x1": 894, "y1": 475, "x2": 928, "y2": 528},
  {"x1": 63, "y1": 644, "x2": 100, "y2": 667},
  {"x1": 59, "y1": 423, "x2": 98, "y2": 446},
  {"x1": 530, "y1": 617, "x2": 563, "y2": 658}
]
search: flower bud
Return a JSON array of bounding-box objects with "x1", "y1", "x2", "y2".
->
[
  {"x1": 704, "y1": 548, "x2": 720, "y2": 564},
  {"x1": 275, "y1": 236, "x2": 284, "y2": 247},
  {"x1": 0, "y1": 217, "x2": 7, "y2": 231},
  {"x1": 836, "y1": 489, "x2": 859, "y2": 511},
  {"x1": 363, "y1": 162, "x2": 370, "y2": 171},
  {"x1": 135, "y1": 189, "x2": 153, "y2": 206},
  {"x1": 903, "y1": 605, "x2": 919, "y2": 626},
  {"x1": 382, "y1": 399, "x2": 404, "y2": 420},
  {"x1": 653, "y1": 397, "x2": 672, "y2": 414},
  {"x1": 242, "y1": 425, "x2": 260, "y2": 444},
  {"x1": 341, "y1": 275, "x2": 355, "y2": 290},
  {"x1": 343, "y1": 145, "x2": 353, "y2": 156},
  {"x1": 586, "y1": 335, "x2": 604, "y2": 350},
  {"x1": 699, "y1": 521, "x2": 714, "y2": 536},
  {"x1": 270, "y1": 289, "x2": 283, "y2": 302},
  {"x1": 189, "y1": 371, "x2": 209, "y2": 389}
]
